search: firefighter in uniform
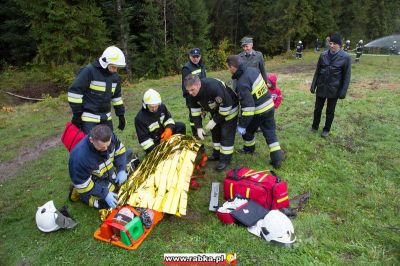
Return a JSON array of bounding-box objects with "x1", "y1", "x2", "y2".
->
[
  {"x1": 68, "y1": 125, "x2": 127, "y2": 209},
  {"x1": 296, "y1": 41, "x2": 303, "y2": 59},
  {"x1": 355, "y1": 40, "x2": 363, "y2": 63},
  {"x1": 344, "y1": 40, "x2": 351, "y2": 52},
  {"x1": 68, "y1": 46, "x2": 126, "y2": 134},
  {"x1": 181, "y1": 48, "x2": 207, "y2": 135},
  {"x1": 226, "y1": 55, "x2": 284, "y2": 168},
  {"x1": 238, "y1": 37, "x2": 268, "y2": 83},
  {"x1": 135, "y1": 89, "x2": 186, "y2": 154},
  {"x1": 184, "y1": 75, "x2": 239, "y2": 171}
]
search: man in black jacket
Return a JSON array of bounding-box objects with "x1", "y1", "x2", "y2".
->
[
  {"x1": 185, "y1": 75, "x2": 238, "y2": 171},
  {"x1": 68, "y1": 46, "x2": 126, "y2": 134},
  {"x1": 181, "y1": 48, "x2": 207, "y2": 135},
  {"x1": 310, "y1": 33, "x2": 352, "y2": 137}
]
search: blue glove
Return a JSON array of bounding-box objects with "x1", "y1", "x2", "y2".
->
[
  {"x1": 237, "y1": 126, "x2": 246, "y2": 135},
  {"x1": 116, "y1": 171, "x2": 128, "y2": 185},
  {"x1": 105, "y1": 192, "x2": 118, "y2": 209}
]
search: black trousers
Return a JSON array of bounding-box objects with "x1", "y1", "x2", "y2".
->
[
  {"x1": 82, "y1": 120, "x2": 113, "y2": 134},
  {"x1": 242, "y1": 109, "x2": 283, "y2": 164},
  {"x1": 312, "y1": 96, "x2": 338, "y2": 132},
  {"x1": 173, "y1": 122, "x2": 186, "y2": 135},
  {"x1": 210, "y1": 116, "x2": 237, "y2": 163}
]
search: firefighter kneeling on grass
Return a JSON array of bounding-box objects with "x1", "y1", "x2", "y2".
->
[
  {"x1": 69, "y1": 125, "x2": 127, "y2": 209},
  {"x1": 134, "y1": 89, "x2": 186, "y2": 154}
]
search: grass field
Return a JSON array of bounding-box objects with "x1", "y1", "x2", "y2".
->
[{"x1": 0, "y1": 51, "x2": 399, "y2": 265}]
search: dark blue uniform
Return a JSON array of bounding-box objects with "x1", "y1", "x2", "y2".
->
[
  {"x1": 68, "y1": 60, "x2": 125, "y2": 133},
  {"x1": 232, "y1": 64, "x2": 283, "y2": 166},
  {"x1": 69, "y1": 134, "x2": 126, "y2": 209}
]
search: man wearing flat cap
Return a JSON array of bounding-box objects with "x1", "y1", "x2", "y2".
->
[
  {"x1": 310, "y1": 33, "x2": 351, "y2": 138},
  {"x1": 238, "y1": 37, "x2": 268, "y2": 83},
  {"x1": 182, "y1": 48, "x2": 207, "y2": 135}
]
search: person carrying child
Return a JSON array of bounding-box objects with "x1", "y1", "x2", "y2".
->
[{"x1": 266, "y1": 73, "x2": 282, "y2": 109}]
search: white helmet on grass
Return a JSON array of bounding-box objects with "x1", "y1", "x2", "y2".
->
[
  {"x1": 260, "y1": 210, "x2": 296, "y2": 246},
  {"x1": 35, "y1": 200, "x2": 78, "y2": 233}
]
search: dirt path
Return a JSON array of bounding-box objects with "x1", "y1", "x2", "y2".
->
[{"x1": 0, "y1": 135, "x2": 61, "y2": 182}]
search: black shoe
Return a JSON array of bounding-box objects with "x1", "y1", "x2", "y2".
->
[
  {"x1": 270, "y1": 160, "x2": 282, "y2": 169},
  {"x1": 321, "y1": 131, "x2": 329, "y2": 138},
  {"x1": 215, "y1": 161, "x2": 229, "y2": 171},
  {"x1": 309, "y1": 127, "x2": 317, "y2": 133},
  {"x1": 238, "y1": 149, "x2": 255, "y2": 155},
  {"x1": 208, "y1": 154, "x2": 220, "y2": 161}
]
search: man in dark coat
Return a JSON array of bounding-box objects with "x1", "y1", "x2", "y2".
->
[{"x1": 310, "y1": 33, "x2": 352, "y2": 137}]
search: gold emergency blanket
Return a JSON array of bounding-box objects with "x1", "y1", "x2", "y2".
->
[{"x1": 117, "y1": 134, "x2": 201, "y2": 216}]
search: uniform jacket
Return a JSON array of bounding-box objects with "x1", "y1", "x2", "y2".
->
[
  {"x1": 311, "y1": 49, "x2": 352, "y2": 99},
  {"x1": 356, "y1": 43, "x2": 364, "y2": 54},
  {"x1": 232, "y1": 64, "x2": 275, "y2": 128},
  {"x1": 181, "y1": 60, "x2": 206, "y2": 99},
  {"x1": 69, "y1": 134, "x2": 126, "y2": 200},
  {"x1": 68, "y1": 60, "x2": 125, "y2": 123},
  {"x1": 267, "y1": 73, "x2": 282, "y2": 109},
  {"x1": 187, "y1": 78, "x2": 238, "y2": 129},
  {"x1": 238, "y1": 50, "x2": 268, "y2": 82},
  {"x1": 134, "y1": 103, "x2": 175, "y2": 153},
  {"x1": 296, "y1": 44, "x2": 304, "y2": 53}
]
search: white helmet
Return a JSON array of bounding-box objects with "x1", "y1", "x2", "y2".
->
[
  {"x1": 359, "y1": 40, "x2": 363, "y2": 43},
  {"x1": 260, "y1": 210, "x2": 296, "y2": 246},
  {"x1": 36, "y1": 201, "x2": 60, "y2": 232},
  {"x1": 143, "y1": 89, "x2": 162, "y2": 106},
  {"x1": 394, "y1": 41, "x2": 397, "y2": 44},
  {"x1": 299, "y1": 41, "x2": 302, "y2": 44},
  {"x1": 346, "y1": 40, "x2": 350, "y2": 43},
  {"x1": 35, "y1": 200, "x2": 77, "y2": 233},
  {"x1": 99, "y1": 46, "x2": 126, "y2": 69}
]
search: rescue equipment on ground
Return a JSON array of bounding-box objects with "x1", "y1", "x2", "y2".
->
[
  {"x1": 61, "y1": 121, "x2": 86, "y2": 152},
  {"x1": 260, "y1": 210, "x2": 296, "y2": 246},
  {"x1": 35, "y1": 200, "x2": 77, "y2": 232},
  {"x1": 223, "y1": 167, "x2": 289, "y2": 209},
  {"x1": 94, "y1": 205, "x2": 163, "y2": 250},
  {"x1": 209, "y1": 182, "x2": 220, "y2": 212},
  {"x1": 116, "y1": 134, "x2": 202, "y2": 216},
  {"x1": 216, "y1": 197, "x2": 268, "y2": 226}
]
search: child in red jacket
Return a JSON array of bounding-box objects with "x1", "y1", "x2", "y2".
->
[{"x1": 267, "y1": 73, "x2": 282, "y2": 109}]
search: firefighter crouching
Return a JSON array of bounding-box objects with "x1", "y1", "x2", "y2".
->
[
  {"x1": 184, "y1": 75, "x2": 239, "y2": 171},
  {"x1": 68, "y1": 46, "x2": 126, "y2": 134},
  {"x1": 134, "y1": 89, "x2": 186, "y2": 154},
  {"x1": 68, "y1": 125, "x2": 128, "y2": 209},
  {"x1": 226, "y1": 55, "x2": 284, "y2": 169}
]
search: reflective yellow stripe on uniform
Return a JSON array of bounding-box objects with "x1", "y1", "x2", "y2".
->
[
  {"x1": 192, "y1": 69, "x2": 201, "y2": 75},
  {"x1": 141, "y1": 139, "x2": 154, "y2": 150},
  {"x1": 242, "y1": 107, "x2": 255, "y2": 116},
  {"x1": 75, "y1": 178, "x2": 94, "y2": 193},
  {"x1": 115, "y1": 145, "x2": 126, "y2": 156},
  {"x1": 67, "y1": 92, "x2": 83, "y2": 103},
  {"x1": 219, "y1": 106, "x2": 232, "y2": 116},
  {"x1": 220, "y1": 145, "x2": 234, "y2": 155},
  {"x1": 148, "y1": 121, "x2": 160, "y2": 132},
  {"x1": 269, "y1": 142, "x2": 281, "y2": 152},
  {"x1": 213, "y1": 143, "x2": 221, "y2": 150},
  {"x1": 89, "y1": 81, "x2": 116, "y2": 93},
  {"x1": 112, "y1": 97, "x2": 123, "y2": 106},
  {"x1": 225, "y1": 106, "x2": 238, "y2": 121},
  {"x1": 81, "y1": 112, "x2": 112, "y2": 122},
  {"x1": 190, "y1": 108, "x2": 202, "y2": 117},
  {"x1": 244, "y1": 138, "x2": 255, "y2": 147},
  {"x1": 163, "y1": 118, "x2": 175, "y2": 127},
  {"x1": 255, "y1": 99, "x2": 274, "y2": 115}
]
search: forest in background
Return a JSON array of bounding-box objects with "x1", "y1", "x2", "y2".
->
[{"x1": 1, "y1": 0, "x2": 399, "y2": 79}]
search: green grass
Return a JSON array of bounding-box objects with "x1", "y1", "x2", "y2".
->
[{"x1": 0, "y1": 51, "x2": 399, "y2": 265}]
